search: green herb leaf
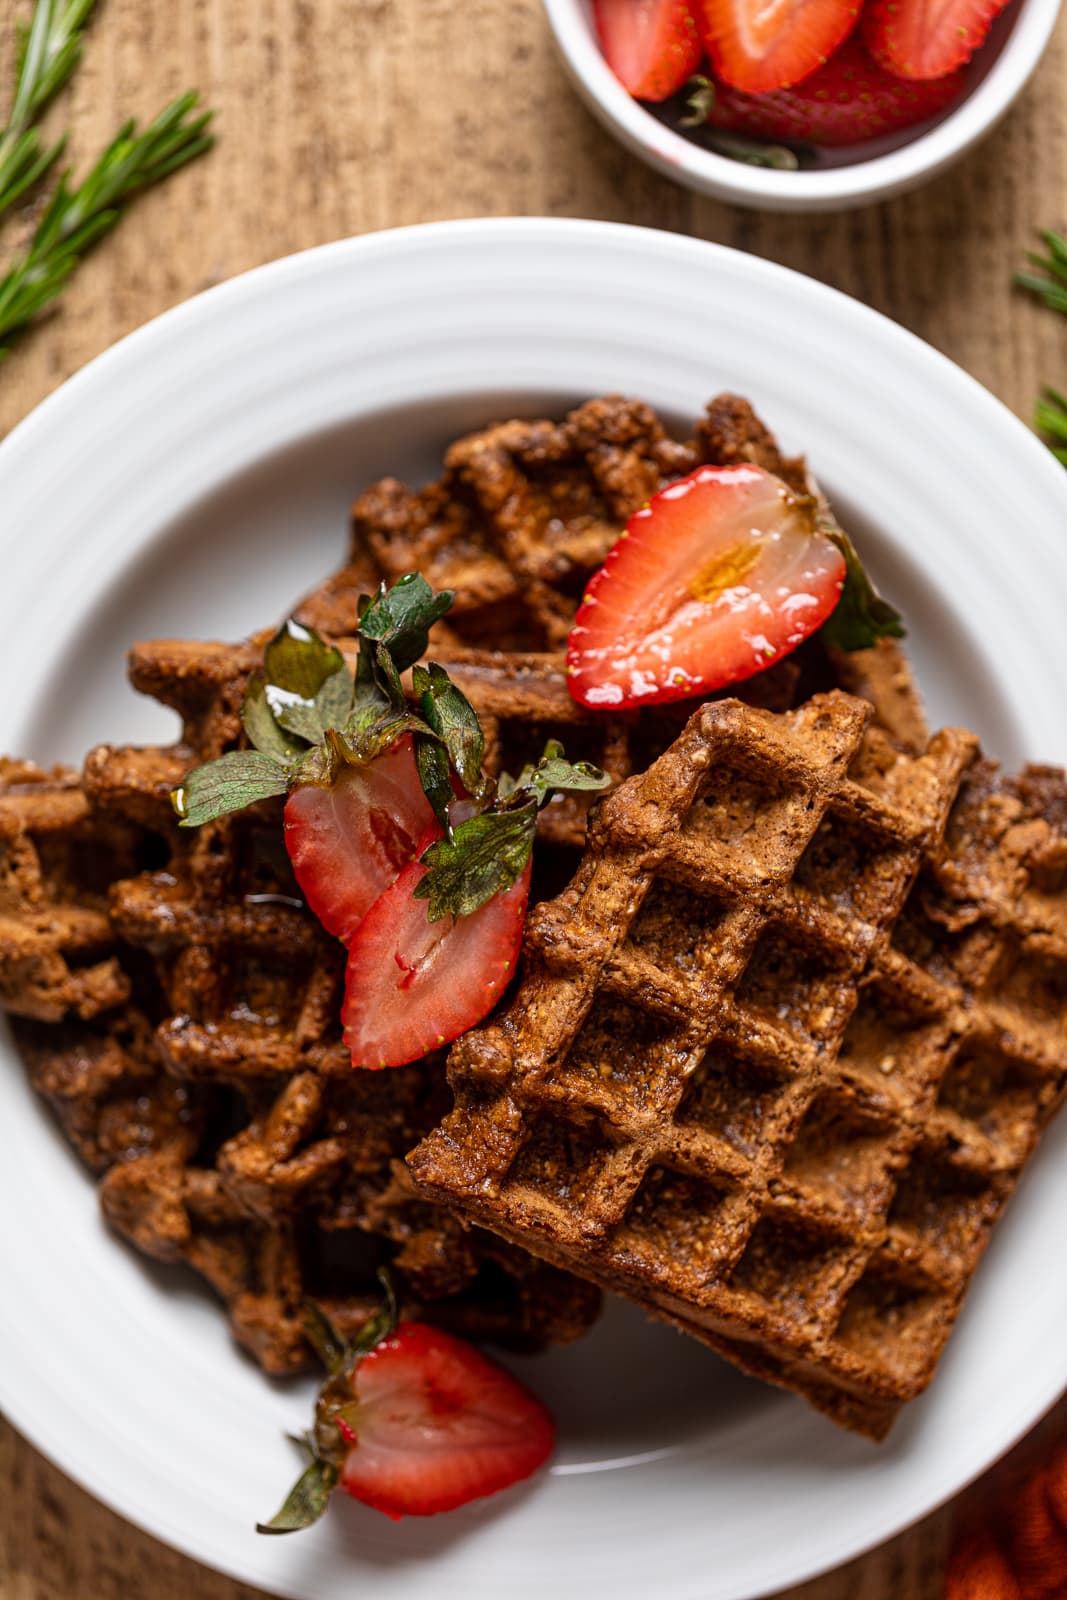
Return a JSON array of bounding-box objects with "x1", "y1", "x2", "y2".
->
[
  {"x1": 1034, "y1": 385, "x2": 1067, "y2": 465},
  {"x1": 171, "y1": 749, "x2": 288, "y2": 826},
  {"x1": 820, "y1": 523, "x2": 905, "y2": 652},
  {"x1": 241, "y1": 669, "x2": 306, "y2": 762},
  {"x1": 359, "y1": 573, "x2": 454, "y2": 673},
  {"x1": 269, "y1": 663, "x2": 354, "y2": 746},
  {"x1": 264, "y1": 620, "x2": 347, "y2": 701},
  {"x1": 300, "y1": 1302, "x2": 349, "y2": 1377},
  {"x1": 500, "y1": 739, "x2": 610, "y2": 807},
  {"x1": 680, "y1": 74, "x2": 715, "y2": 127},
  {"x1": 256, "y1": 1457, "x2": 339, "y2": 1535},
  {"x1": 413, "y1": 660, "x2": 488, "y2": 801},
  {"x1": 341, "y1": 704, "x2": 435, "y2": 767},
  {"x1": 1016, "y1": 231, "x2": 1067, "y2": 314},
  {"x1": 675, "y1": 75, "x2": 799, "y2": 169},
  {"x1": 270, "y1": 694, "x2": 326, "y2": 745},
  {"x1": 316, "y1": 662, "x2": 356, "y2": 731},
  {"x1": 705, "y1": 129, "x2": 799, "y2": 171},
  {"x1": 414, "y1": 733, "x2": 455, "y2": 832},
  {"x1": 350, "y1": 1267, "x2": 399, "y2": 1356},
  {"x1": 416, "y1": 802, "x2": 538, "y2": 921}
]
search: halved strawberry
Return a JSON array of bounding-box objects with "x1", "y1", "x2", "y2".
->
[
  {"x1": 862, "y1": 0, "x2": 1010, "y2": 79},
  {"x1": 283, "y1": 734, "x2": 435, "y2": 944},
  {"x1": 594, "y1": 0, "x2": 704, "y2": 100},
  {"x1": 342, "y1": 824, "x2": 530, "y2": 1069},
  {"x1": 567, "y1": 463, "x2": 846, "y2": 710},
  {"x1": 694, "y1": 0, "x2": 860, "y2": 92},
  {"x1": 336, "y1": 1322, "x2": 556, "y2": 1519},
  {"x1": 706, "y1": 35, "x2": 967, "y2": 143}
]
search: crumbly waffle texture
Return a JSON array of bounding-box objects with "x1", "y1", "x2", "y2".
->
[{"x1": 409, "y1": 692, "x2": 1067, "y2": 1437}]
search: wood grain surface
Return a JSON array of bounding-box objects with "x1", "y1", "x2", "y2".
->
[{"x1": 1, "y1": 1, "x2": 1066, "y2": 1596}]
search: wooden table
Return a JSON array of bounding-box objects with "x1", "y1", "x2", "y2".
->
[{"x1": 1, "y1": 1, "x2": 1066, "y2": 1595}]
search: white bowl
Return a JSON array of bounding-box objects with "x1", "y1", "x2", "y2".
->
[
  {"x1": 544, "y1": 0, "x2": 1061, "y2": 209},
  {"x1": 2, "y1": 219, "x2": 1067, "y2": 1600}
]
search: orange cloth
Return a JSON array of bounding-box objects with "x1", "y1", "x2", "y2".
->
[{"x1": 947, "y1": 1441, "x2": 1067, "y2": 1599}]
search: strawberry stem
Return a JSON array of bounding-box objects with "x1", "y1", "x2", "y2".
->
[{"x1": 257, "y1": 1272, "x2": 399, "y2": 1536}]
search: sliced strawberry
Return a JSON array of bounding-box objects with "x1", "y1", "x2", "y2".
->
[
  {"x1": 694, "y1": 0, "x2": 859, "y2": 92},
  {"x1": 706, "y1": 36, "x2": 967, "y2": 143},
  {"x1": 342, "y1": 824, "x2": 530, "y2": 1068},
  {"x1": 335, "y1": 1322, "x2": 555, "y2": 1519},
  {"x1": 594, "y1": 0, "x2": 704, "y2": 100},
  {"x1": 567, "y1": 463, "x2": 845, "y2": 711},
  {"x1": 283, "y1": 734, "x2": 434, "y2": 944},
  {"x1": 862, "y1": 0, "x2": 1009, "y2": 79}
]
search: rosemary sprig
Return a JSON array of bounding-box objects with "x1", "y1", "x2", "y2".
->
[
  {"x1": 0, "y1": 0, "x2": 99, "y2": 220},
  {"x1": 1016, "y1": 229, "x2": 1067, "y2": 316},
  {"x1": 0, "y1": 90, "x2": 214, "y2": 357},
  {"x1": 1033, "y1": 387, "x2": 1067, "y2": 466},
  {"x1": 1016, "y1": 232, "x2": 1067, "y2": 462}
]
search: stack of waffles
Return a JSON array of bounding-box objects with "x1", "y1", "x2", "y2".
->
[
  {"x1": 410, "y1": 694, "x2": 1067, "y2": 1435},
  {"x1": 2, "y1": 393, "x2": 1063, "y2": 1432}
]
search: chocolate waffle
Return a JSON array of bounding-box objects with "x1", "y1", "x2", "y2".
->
[
  {"x1": 296, "y1": 391, "x2": 929, "y2": 779},
  {"x1": 76, "y1": 638, "x2": 599, "y2": 1368},
  {"x1": 343, "y1": 395, "x2": 700, "y2": 653},
  {"x1": 409, "y1": 692, "x2": 1067, "y2": 1437},
  {"x1": 0, "y1": 758, "x2": 155, "y2": 1023}
]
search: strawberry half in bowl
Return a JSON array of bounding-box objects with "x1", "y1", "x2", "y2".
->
[{"x1": 543, "y1": 0, "x2": 1060, "y2": 209}]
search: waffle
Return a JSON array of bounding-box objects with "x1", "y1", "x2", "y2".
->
[
  {"x1": 296, "y1": 391, "x2": 929, "y2": 781},
  {"x1": 409, "y1": 692, "x2": 1067, "y2": 1437},
  {"x1": 76, "y1": 637, "x2": 600, "y2": 1368},
  {"x1": 0, "y1": 758, "x2": 154, "y2": 1023},
  {"x1": 341, "y1": 395, "x2": 700, "y2": 653},
  {"x1": 2, "y1": 391, "x2": 929, "y2": 1386}
]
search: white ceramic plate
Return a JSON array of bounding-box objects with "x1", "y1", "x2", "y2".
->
[{"x1": 1, "y1": 218, "x2": 1066, "y2": 1600}]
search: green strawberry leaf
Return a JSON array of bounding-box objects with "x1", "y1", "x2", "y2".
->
[
  {"x1": 264, "y1": 619, "x2": 347, "y2": 700},
  {"x1": 316, "y1": 661, "x2": 356, "y2": 730},
  {"x1": 172, "y1": 749, "x2": 289, "y2": 826},
  {"x1": 821, "y1": 524, "x2": 905, "y2": 651},
  {"x1": 342, "y1": 704, "x2": 437, "y2": 767},
  {"x1": 177, "y1": 577, "x2": 463, "y2": 833},
  {"x1": 270, "y1": 691, "x2": 327, "y2": 745},
  {"x1": 413, "y1": 661, "x2": 488, "y2": 802},
  {"x1": 256, "y1": 1457, "x2": 339, "y2": 1535},
  {"x1": 301, "y1": 1302, "x2": 350, "y2": 1378},
  {"x1": 498, "y1": 739, "x2": 610, "y2": 807},
  {"x1": 241, "y1": 670, "x2": 306, "y2": 761},
  {"x1": 350, "y1": 1267, "x2": 398, "y2": 1356},
  {"x1": 359, "y1": 573, "x2": 454, "y2": 673},
  {"x1": 415, "y1": 740, "x2": 610, "y2": 919},
  {"x1": 416, "y1": 802, "x2": 539, "y2": 921},
  {"x1": 414, "y1": 733, "x2": 455, "y2": 833}
]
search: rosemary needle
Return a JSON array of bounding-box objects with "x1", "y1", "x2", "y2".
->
[
  {"x1": 0, "y1": 0, "x2": 99, "y2": 220},
  {"x1": 1016, "y1": 231, "x2": 1067, "y2": 462}
]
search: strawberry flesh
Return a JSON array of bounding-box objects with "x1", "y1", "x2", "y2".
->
[
  {"x1": 338, "y1": 1322, "x2": 556, "y2": 1519},
  {"x1": 594, "y1": 0, "x2": 704, "y2": 99},
  {"x1": 706, "y1": 36, "x2": 967, "y2": 144},
  {"x1": 694, "y1": 0, "x2": 860, "y2": 92},
  {"x1": 283, "y1": 734, "x2": 434, "y2": 944},
  {"x1": 862, "y1": 0, "x2": 1010, "y2": 79},
  {"x1": 567, "y1": 464, "x2": 846, "y2": 711},
  {"x1": 342, "y1": 824, "x2": 530, "y2": 1068}
]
